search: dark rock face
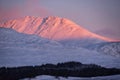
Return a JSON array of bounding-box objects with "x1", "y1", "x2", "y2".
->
[{"x1": 0, "y1": 61, "x2": 120, "y2": 80}]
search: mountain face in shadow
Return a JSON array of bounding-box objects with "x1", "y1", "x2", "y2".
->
[
  {"x1": 0, "y1": 16, "x2": 113, "y2": 41},
  {"x1": 0, "y1": 28, "x2": 62, "y2": 49},
  {"x1": 87, "y1": 42, "x2": 120, "y2": 57}
]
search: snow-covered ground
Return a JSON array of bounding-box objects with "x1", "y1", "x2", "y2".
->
[
  {"x1": 23, "y1": 75, "x2": 120, "y2": 80},
  {"x1": 0, "y1": 28, "x2": 120, "y2": 68},
  {"x1": 0, "y1": 28, "x2": 120, "y2": 80},
  {"x1": 0, "y1": 47, "x2": 120, "y2": 68},
  {"x1": 93, "y1": 42, "x2": 120, "y2": 57}
]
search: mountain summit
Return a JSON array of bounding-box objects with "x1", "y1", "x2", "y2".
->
[{"x1": 0, "y1": 16, "x2": 112, "y2": 41}]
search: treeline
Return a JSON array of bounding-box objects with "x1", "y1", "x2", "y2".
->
[{"x1": 0, "y1": 61, "x2": 120, "y2": 80}]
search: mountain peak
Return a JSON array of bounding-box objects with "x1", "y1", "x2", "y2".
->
[{"x1": 0, "y1": 16, "x2": 113, "y2": 41}]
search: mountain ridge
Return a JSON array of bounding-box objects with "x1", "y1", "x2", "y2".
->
[{"x1": 0, "y1": 16, "x2": 115, "y2": 41}]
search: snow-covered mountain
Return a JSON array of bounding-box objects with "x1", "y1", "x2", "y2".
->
[
  {"x1": 0, "y1": 16, "x2": 120, "y2": 79},
  {"x1": 87, "y1": 42, "x2": 120, "y2": 57},
  {"x1": 0, "y1": 16, "x2": 112, "y2": 41},
  {"x1": 0, "y1": 28, "x2": 120, "y2": 68},
  {"x1": 0, "y1": 16, "x2": 119, "y2": 56},
  {"x1": 0, "y1": 28, "x2": 62, "y2": 49}
]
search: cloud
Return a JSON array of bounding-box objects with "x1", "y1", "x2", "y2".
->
[
  {"x1": 0, "y1": 7, "x2": 22, "y2": 22},
  {"x1": 0, "y1": 0, "x2": 51, "y2": 22},
  {"x1": 96, "y1": 27, "x2": 120, "y2": 40},
  {"x1": 22, "y1": 0, "x2": 51, "y2": 16}
]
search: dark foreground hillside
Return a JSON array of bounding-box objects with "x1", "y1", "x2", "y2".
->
[{"x1": 0, "y1": 61, "x2": 120, "y2": 80}]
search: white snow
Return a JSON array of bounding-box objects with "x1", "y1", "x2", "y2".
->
[
  {"x1": 97, "y1": 42, "x2": 120, "y2": 57},
  {"x1": 0, "y1": 26, "x2": 120, "y2": 80},
  {"x1": 0, "y1": 16, "x2": 119, "y2": 80},
  {"x1": 22, "y1": 75, "x2": 120, "y2": 80},
  {"x1": 0, "y1": 28, "x2": 120, "y2": 68}
]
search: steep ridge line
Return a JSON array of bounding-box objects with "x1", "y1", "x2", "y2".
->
[{"x1": 0, "y1": 16, "x2": 114, "y2": 41}]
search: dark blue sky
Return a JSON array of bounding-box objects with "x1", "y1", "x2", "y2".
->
[{"x1": 0, "y1": 0, "x2": 120, "y2": 40}]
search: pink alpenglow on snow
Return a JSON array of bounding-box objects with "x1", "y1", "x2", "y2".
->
[{"x1": 0, "y1": 16, "x2": 115, "y2": 42}]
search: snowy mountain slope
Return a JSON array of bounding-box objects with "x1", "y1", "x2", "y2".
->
[
  {"x1": 59, "y1": 38, "x2": 105, "y2": 48},
  {"x1": 0, "y1": 28, "x2": 62, "y2": 49},
  {"x1": 0, "y1": 17, "x2": 120, "y2": 79},
  {"x1": 87, "y1": 42, "x2": 120, "y2": 57},
  {"x1": 0, "y1": 16, "x2": 119, "y2": 56},
  {"x1": 0, "y1": 16, "x2": 112, "y2": 41},
  {"x1": 1, "y1": 43, "x2": 120, "y2": 68},
  {"x1": 0, "y1": 28, "x2": 120, "y2": 68}
]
